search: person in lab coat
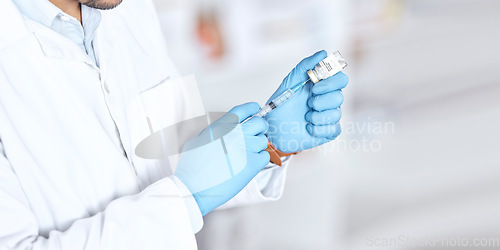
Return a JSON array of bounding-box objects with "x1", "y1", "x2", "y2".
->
[{"x1": 0, "y1": 0, "x2": 348, "y2": 249}]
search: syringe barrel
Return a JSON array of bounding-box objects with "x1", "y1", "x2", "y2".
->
[
  {"x1": 255, "y1": 105, "x2": 273, "y2": 117},
  {"x1": 255, "y1": 89, "x2": 294, "y2": 118},
  {"x1": 272, "y1": 89, "x2": 294, "y2": 106}
]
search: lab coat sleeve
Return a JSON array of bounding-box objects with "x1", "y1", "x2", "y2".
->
[
  {"x1": 217, "y1": 157, "x2": 290, "y2": 210},
  {"x1": 0, "y1": 142, "x2": 202, "y2": 250}
]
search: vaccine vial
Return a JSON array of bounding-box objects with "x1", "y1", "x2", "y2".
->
[{"x1": 307, "y1": 51, "x2": 347, "y2": 84}]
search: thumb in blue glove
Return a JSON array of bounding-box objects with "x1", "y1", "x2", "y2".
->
[{"x1": 174, "y1": 102, "x2": 270, "y2": 216}]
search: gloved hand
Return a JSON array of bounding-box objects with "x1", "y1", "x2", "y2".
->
[
  {"x1": 174, "y1": 103, "x2": 270, "y2": 216},
  {"x1": 265, "y1": 50, "x2": 349, "y2": 153}
]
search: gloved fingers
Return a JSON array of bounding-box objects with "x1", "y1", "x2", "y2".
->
[
  {"x1": 307, "y1": 90, "x2": 344, "y2": 111},
  {"x1": 228, "y1": 102, "x2": 261, "y2": 123},
  {"x1": 306, "y1": 123, "x2": 342, "y2": 139},
  {"x1": 311, "y1": 72, "x2": 349, "y2": 95},
  {"x1": 244, "y1": 134, "x2": 269, "y2": 152},
  {"x1": 305, "y1": 108, "x2": 341, "y2": 126},
  {"x1": 250, "y1": 151, "x2": 271, "y2": 171},
  {"x1": 257, "y1": 150, "x2": 271, "y2": 167},
  {"x1": 242, "y1": 116, "x2": 269, "y2": 136},
  {"x1": 245, "y1": 150, "x2": 271, "y2": 174}
]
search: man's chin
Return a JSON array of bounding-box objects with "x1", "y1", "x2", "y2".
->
[{"x1": 81, "y1": 0, "x2": 123, "y2": 10}]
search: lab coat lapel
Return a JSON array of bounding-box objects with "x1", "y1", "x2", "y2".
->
[{"x1": 27, "y1": 20, "x2": 96, "y2": 67}]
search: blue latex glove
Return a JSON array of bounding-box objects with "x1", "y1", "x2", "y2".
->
[
  {"x1": 174, "y1": 103, "x2": 270, "y2": 216},
  {"x1": 265, "y1": 50, "x2": 349, "y2": 153}
]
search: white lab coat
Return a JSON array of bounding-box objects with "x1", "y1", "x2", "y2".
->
[{"x1": 0, "y1": 0, "x2": 287, "y2": 249}]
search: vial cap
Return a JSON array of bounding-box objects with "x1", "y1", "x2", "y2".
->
[{"x1": 307, "y1": 69, "x2": 320, "y2": 84}]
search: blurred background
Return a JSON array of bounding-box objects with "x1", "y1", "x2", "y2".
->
[{"x1": 152, "y1": 0, "x2": 500, "y2": 249}]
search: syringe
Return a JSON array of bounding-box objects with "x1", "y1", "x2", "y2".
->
[{"x1": 253, "y1": 80, "x2": 309, "y2": 118}]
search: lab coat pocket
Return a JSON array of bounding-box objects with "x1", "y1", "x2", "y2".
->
[{"x1": 126, "y1": 75, "x2": 206, "y2": 169}]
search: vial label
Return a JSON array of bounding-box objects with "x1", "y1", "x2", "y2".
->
[{"x1": 319, "y1": 55, "x2": 343, "y2": 78}]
